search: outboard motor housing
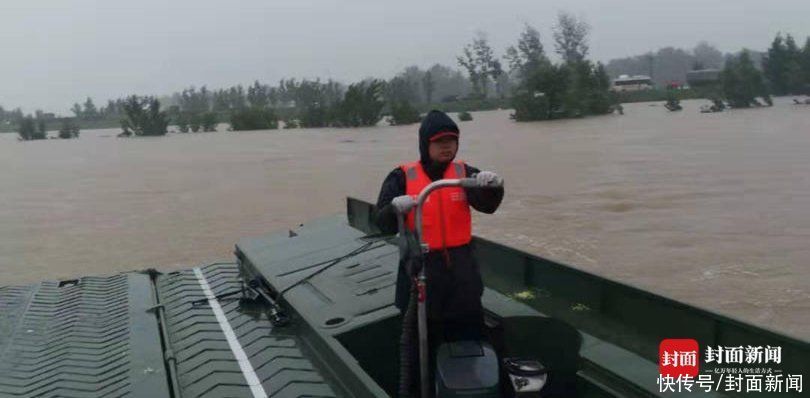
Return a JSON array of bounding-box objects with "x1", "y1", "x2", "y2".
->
[{"x1": 435, "y1": 340, "x2": 500, "y2": 397}]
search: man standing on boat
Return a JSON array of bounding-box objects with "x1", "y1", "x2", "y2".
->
[{"x1": 374, "y1": 109, "x2": 504, "y2": 395}]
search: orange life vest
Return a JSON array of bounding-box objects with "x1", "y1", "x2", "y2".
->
[{"x1": 400, "y1": 161, "x2": 472, "y2": 250}]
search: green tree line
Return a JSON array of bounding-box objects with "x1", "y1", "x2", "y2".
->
[{"x1": 5, "y1": 18, "x2": 809, "y2": 139}]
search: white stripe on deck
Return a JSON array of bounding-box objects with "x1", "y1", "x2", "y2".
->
[{"x1": 193, "y1": 267, "x2": 268, "y2": 398}]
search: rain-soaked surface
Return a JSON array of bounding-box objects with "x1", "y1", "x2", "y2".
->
[{"x1": 1, "y1": 98, "x2": 808, "y2": 339}]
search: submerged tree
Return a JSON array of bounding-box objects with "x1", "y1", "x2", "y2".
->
[
  {"x1": 18, "y1": 116, "x2": 37, "y2": 140},
  {"x1": 334, "y1": 80, "x2": 385, "y2": 127},
  {"x1": 17, "y1": 115, "x2": 47, "y2": 141},
  {"x1": 763, "y1": 34, "x2": 804, "y2": 95},
  {"x1": 553, "y1": 12, "x2": 590, "y2": 64},
  {"x1": 457, "y1": 32, "x2": 499, "y2": 98},
  {"x1": 83, "y1": 97, "x2": 99, "y2": 120},
  {"x1": 586, "y1": 62, "x2": 614, "y2": 114},
  {"x1": 388, "y1": 100, "x2": 421, "y2": 126},
  {"x1": 722, "y1": 51, "x2": 772, "y2": 108},
  {"x1": 505, "y1": 24, "x2": 548, "y2": 79},
  {"x1": 58, "y1": 119, "x2": 80, "y2": 139},
  {"x1": 175, "y1": 112, "x2": 190, "y2": 133},
  {"x1": 230, "y1": 107, "x2": 278, "y2": 131},
  {"x1": 173, "y1": 86, "x2": 215, "y2": 132},
  {"x1": 285, "y1": 78, "x2": 344, "y2": 128},
  {"x1": 510, "y1": 17, "x2": 611, "y2": 122},
  {"x1": 178, "y1": 86, "x2": 211, "y2": 114},
  {"x1": 200, "y1": 112, "x2": 218, "y2": 132},
  {"x1": 247, "y1": 81, "x2": 268, "y2": 109},
  {"x1": 120, "y1": 95, "x2": 169, "y2": 136},
  {"x1": 802, "y1": 37, "x2": 810, "y2": 93},
  {"x1": 71, "y1": 103, "x2": 83, "y2": 119},
  {"x1": 511, "y1": 63, "x2": 566, "y2": 121}
]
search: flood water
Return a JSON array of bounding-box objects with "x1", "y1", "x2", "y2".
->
[{"x1": 1, "y1": 98, "x2": 808, "y2": 340}]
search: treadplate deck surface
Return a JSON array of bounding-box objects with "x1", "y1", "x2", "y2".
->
[
  {"x1": 157, "y1": 263, "x2": 339, "y2": 398},
  {"x1": 0, "y1": 264, "x2": 342, "y2": 398},
  {"x1": 0, "y1": 273, "x2": 168, "y2": 398}
]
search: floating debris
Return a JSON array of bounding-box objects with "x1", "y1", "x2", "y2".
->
[{"x1": 511, "y1": 290, "x2": 536, "y2": 301}]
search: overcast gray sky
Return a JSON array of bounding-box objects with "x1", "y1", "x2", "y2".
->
[{"x1": 3, "y1": 0, "x2": 809, "y2": 113}]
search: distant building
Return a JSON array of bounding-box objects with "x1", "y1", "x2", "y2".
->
[
  {"x1": 686, "y1": 69, "x2": 721, "y2": 88},
  {"x1": 34, "y1": 111, "x2": 57, "y2": 120},
  {"x1": 611, "y1": 75, "x2": 653, "y2": 92}
]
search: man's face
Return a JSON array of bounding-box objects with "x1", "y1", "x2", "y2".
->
[{"x1": 428, "y1": 136, "x2": 458, "y2": 163}]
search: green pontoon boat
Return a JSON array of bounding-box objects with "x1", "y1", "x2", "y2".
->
[{"x1": 0, "y1": 196, "x2": 806, "y2": 397}]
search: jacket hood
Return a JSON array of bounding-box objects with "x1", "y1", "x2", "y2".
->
[{"x1": 418, "y1": 110, "x2": 460, "y2": 166}]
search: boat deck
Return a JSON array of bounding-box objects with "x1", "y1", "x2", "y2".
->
[
  {"x1": 0, "y1": 262, "x2": 342, "y2": 398},
  {"x1": 1, "y1": 198, "x2": 806, "y2": 397},
  {"x1": 0, "y1": 273, "x2": 168, "y2": 398}
]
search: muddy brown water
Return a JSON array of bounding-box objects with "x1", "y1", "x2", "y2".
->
[{"x1": 1, "y1": 98, "x2": 808, "y2": 340}]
